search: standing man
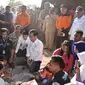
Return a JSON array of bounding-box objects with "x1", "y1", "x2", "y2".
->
[
  {"x1": 16, "y1": 5, "x2": 31, "y2": 32},
  {"x1": 26, "y1": 29, "x2": 43, "y2": 73},
  {"x1": 0, "y1": 28, "x2": 14, "y2": 67},
  {"x1": 69, "y1": 6, "x2": 85, "y2": 41},
  {"x1": 38, "y1": 2, "x2": 50, "y2": 43},
  {"x1": 56, "y1": 4, "x2": 72, "y2": 48},
  {"x1": 43, "y1": 8, "x2": 56, "y2": 50},
  {"x1": 8, "y1": 25, "x2": 21, "y2": 49},
  {"x1": 4, "y1": 6, "x2": 14, "y2": 33}
]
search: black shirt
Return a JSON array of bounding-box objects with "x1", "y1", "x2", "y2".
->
[
  {"x1": 51, "y1": 70, "x2": 70, "y2": 85},
  {"x1": 0, "y1": 38, "x2": 14, "y2": 61}
]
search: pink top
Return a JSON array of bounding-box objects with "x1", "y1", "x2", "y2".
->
[{"x1": 53, "y1": 48, "x2": 74, "y2": 73}]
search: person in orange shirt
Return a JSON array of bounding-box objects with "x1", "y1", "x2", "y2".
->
[
  {"x1": 56, "y1": 4, "x2": 72, "y2": 49},
  {"x1": 16, "y1": 5, "x2": 31, "y2": 32}
]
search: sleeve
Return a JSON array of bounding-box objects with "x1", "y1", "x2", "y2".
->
[
  {"x1": 82, "y1": 21, "x2": 85, "y2": 38},
  {"x1": 26, "y1": 39, "x2": 30, "y2": 57},
  {"x1": 15, "y1": 36, "x2": 21, "y2": 53},
  {"x1": 65, "y1": 15, "x2": 72, "y2": 29},
  {"x1": 16, "y1": 15, "x2": 20, "y2": 25},
  {"x1": 56, "y1": 15, "x2": 60, "y2": 29},
  {"x1": 27, "y1": 15, "x2": 31, "y2": 25}
]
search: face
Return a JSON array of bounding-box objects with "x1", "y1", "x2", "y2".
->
[
  {"x1": 47, "y1": 60, "x2": 59, "y2": 73},
  {"x1": 16, "y1": 27, "x2": 21, "y2": 33},
  {"x1": 6, "y1": 7, "x2": 11, "y2": 12},
  {"x1": 29, "y1": 33, "x2": 36, "y2": 42},
  {"x1": 60, "y1": 7, "x2": 67, "y2": 15},
  {"x1": 23, "y1": 35, "x2": 28, "y2": 40},
  {"x1": 76, "y1": 11, "x2": 84, "y2": 18},
  {"x1": 2, "y1": 32, "x2": 7, "y2": 39},
  {"x1": 44, "y1": 3, "x2": 50, "y2": 10},
  {"x1": 61, "y1": 45, "x2": 69, "y2": 53},
  {"x1": 21, "y1": 7, "x2": 26, "y2": 13},
  {"x1": 74, "y1": 33, "x2": 82, "y2": 42}
]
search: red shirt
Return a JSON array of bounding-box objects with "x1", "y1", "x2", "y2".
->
[{"x1": 53, "y1": 48, "x2": 74, "y2": 73}]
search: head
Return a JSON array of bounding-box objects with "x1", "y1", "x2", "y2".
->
[
  {"x1": 75, "y1": 6, "x2": 84, "y2": 18},
  {"x1": 12, "y1": 7, "x2": 16, "y2": 13},
  {"x1": 74, "y1": 30, "x2": 83, "y2": 42},
  {"x1": 21, "y1": 30, "x2": 28, "y2": 40},
  {"x1": 15, "y1": 25, "x2": 21, "y2": 34},
  {"x1": 29, "y1": 29, "x2": 38, "y2": 42},
  {"x1": 49, "y1": 8, "x2": 55, "y2": 15},
  {"x1": 60, "y1": 4, "x2": 68, "y2": 15},
  {"x1": 6, "y1": 6, "x2": 11, "y2": 13},
  {"x1": 1, "y1": 28, "x2": 8, "y2": 40},
  {"x1": 47, "y1": 56, "x2": 65, "y2": 74},
  {"x1": 21, "y1": 5, "x2": 27, "y2": 13},
  {"x1": 61, "y1": 40, "x2": 71, "y2": 53},
  {"x1": 0, "y1": 63, "x2": 4, "y2": 76},
  {"x1": 44, "y1": 2, "x2": 50, "y2": 10}
]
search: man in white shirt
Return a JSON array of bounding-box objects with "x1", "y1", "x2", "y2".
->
[
  {"x1": 26, "y1": 29, "x2": 43, "y2": 73},
  {"x1": 69, "y1": 6, "x2": 85, "y2": 41}
]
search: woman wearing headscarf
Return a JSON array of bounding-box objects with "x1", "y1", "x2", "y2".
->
[{"x1": 71, "y1": 41, "x2": 85, "y2": 84}]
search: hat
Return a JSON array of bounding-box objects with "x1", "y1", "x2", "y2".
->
[
  {"x1": 60, "y1": 4, "x2": 68, "y2": 8},
  {"x1": 1, "y1": 28, "x2": 8, "y2": 32},
  {"x1": 74, "y1": 41, "x2": 85, "y2": 53},
  {"x1": 76, "y1": 6, "x2": 84, "y2": 12}
]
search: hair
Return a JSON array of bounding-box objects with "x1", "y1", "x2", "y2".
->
[
  {"x1": 76, "y1": 30, "x2": 83, "y2": 37},
  {"x1": 21, "y1": 30, "x2": 28, "y2": 35},
  {"x1": 21, "y1": 5, "x2": 27, "y2": 10},
  {"x1": 0, "y1": 63, "x2": 3, "y2": 70},
  {"x1": 60, "y1": 40, "x2": 71, "y2": 59},
  {"x1": 15, "y1": 25, "x2": 21, "y2": 30},
  {"x1": 29, "y1": 29, "x2": 38, "y2": 36},
  {"x1": 6, "y1": 6, "x2": 11, "y2": 10},
  {"x1": 51, "y1": 56, "x2": 65, "y2": 69}
]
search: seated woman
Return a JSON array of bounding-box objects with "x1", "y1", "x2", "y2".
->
[
  {"x1": 53, "y1": 40, "x2": 74, "y2": 74},
  {"x1": 71, "y1": 42, "x2": 85, "y2": 84}
]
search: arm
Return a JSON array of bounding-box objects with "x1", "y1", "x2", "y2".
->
[{"x1": 15, "y1": 36, "x2": 21, "y2": 53}]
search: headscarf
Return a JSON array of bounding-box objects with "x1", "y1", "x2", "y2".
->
[
  {"x1": 77, "y1": 52, "x2": 85, "y2": 81},
  {"x1": 74, "y1": 41, "x2": 85, "y2": 53}
]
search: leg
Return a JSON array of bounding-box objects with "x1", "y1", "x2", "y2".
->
[
  {"x1": 48, "y1": 32, "x2": 55, "y2": 50},
  {"x1": 45, "y1": 31, "x2": 49, "y2": 49},
  {"x1": 29, "y1": 61, "x2": 41, "y2": 73}
]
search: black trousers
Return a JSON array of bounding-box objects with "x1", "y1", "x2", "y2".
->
[{"x1": 29, "y1": 61, "x2": 41, "y2": 73}]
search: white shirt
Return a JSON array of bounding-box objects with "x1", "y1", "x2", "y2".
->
[
  {"x1": 69, "y1": 15, "x2": 85, "y2": 40},
  {"x1": 26, "y1": 39, "x2": 43, "y2": 61},
  {"x1": 15, "y1": 35, "x2": 29, "y2": 53}
]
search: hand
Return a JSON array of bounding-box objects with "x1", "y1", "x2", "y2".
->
[{"x1": 75, "y1": 67, "x2": 80, "y2": 76}]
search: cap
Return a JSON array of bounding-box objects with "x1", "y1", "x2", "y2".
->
[
  {"x1": 1, "y1": 28, "x2": 8, "y2": 32},
  {"x1": 76, "y1": 6, "x2": 84, "y2": 12},
  {"x1": 60, "y1": 4, "x2": 68, "y2": 8}
]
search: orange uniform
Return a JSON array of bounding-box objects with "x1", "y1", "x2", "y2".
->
[
  {"x1": 56, "y1": 15, "x2": 72, "y2": 29},
  {"x1": 16, "y1": 13, "x2": 31, "y2": 27}
]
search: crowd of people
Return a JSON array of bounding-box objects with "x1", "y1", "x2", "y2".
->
[{"x1": 0, "y1": 1, "x2": 85, "y2": 85}]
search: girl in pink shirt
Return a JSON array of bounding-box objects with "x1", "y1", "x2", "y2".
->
[{"x1": 53, "y1": 40, "x2": 74, "y2": 74}]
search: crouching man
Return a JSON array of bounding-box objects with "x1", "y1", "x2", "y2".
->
[{"x1": 26, "y1": 29, "x2": 43, "y2": 73}]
